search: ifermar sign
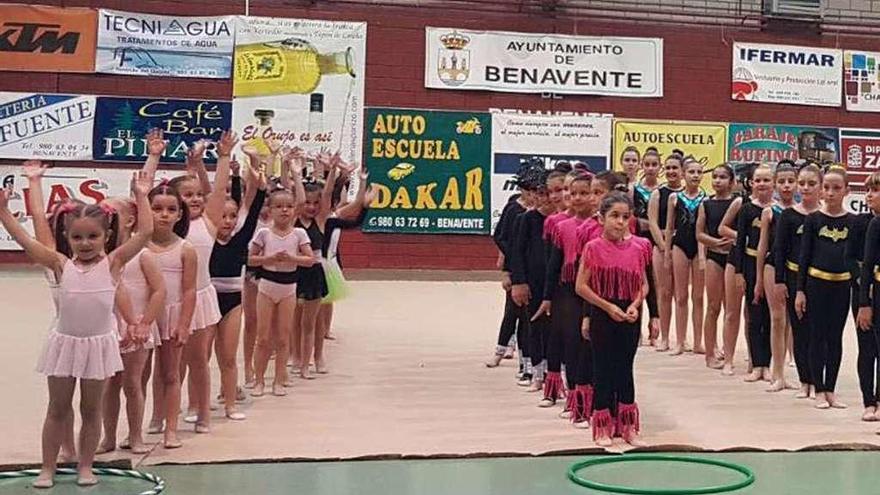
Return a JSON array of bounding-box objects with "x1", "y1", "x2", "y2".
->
[
  {"x1": 425, "y1": 27, "x2": 663, "y2": 97},
  {"x1": 96, "y1": 10, "x2": 234, "y2": 78},
  {"x1": 0, "y1": 5, "x2": 97, "y2": 73}
]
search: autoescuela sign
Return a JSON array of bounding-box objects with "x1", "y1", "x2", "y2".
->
[
  {"x1": 732, "y1": 42, "x2": 842, "y2": 107},
  {"x1": 0, "y1": 5, "x2": 97, "y2": 73},
  {"x1": 93, "y1": 97, "x2": 232, "y2": 164},
  {"x1": 425, "y1": 27, "x2": 663, "y2": 97},
  {"x1": 364, "y1": 108, "x2": 491, "y2": 234}
]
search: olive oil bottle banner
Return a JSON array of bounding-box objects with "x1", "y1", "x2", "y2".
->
[{"x1": 231, "y1": 16, "x2": 366, "y2": 176}]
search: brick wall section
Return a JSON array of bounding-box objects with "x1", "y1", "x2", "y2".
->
[{"x1": 4, "y1": 1, "x2": 880, "y2": 269}]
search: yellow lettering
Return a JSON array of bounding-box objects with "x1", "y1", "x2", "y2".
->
[
  {"x1": 447, "y1": 140, "x2": 460, "y2": 160},
  {"x1": 415, "y1": 183, "x2": 438, "y2": 209},
  {"x1": 139, "y1": 100, "x2": 170, "y2": 118},
  {"x1": 390, "y1": 187, "x2": 413, "y2": 209},
  {"x1": 412, "y1": 116, "x2": 426, "y2": 135},
  {"x1": 371, "y1": 138, "x2": 384, "y2": 158},
  {"x1": 372, "y1": 114, "x2": 387, "y2": 134},
  {"x1": 423, "y1": 140, "x2": 435, "y2": 160},
  {"x1": 464, "y1": 167, "x2": 483, "y2": 210},
  {"x1": 439, "y1": 178, "x2": 461, "y2": 210},
  {"x1": 371, "y1": 184, "x2": 392, "y2": 208}
]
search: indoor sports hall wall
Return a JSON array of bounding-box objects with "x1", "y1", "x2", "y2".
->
[{"x1": 3, "y1": 1, "x2": 880, "y2": 270}]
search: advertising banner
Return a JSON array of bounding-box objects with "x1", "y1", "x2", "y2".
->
[
  {"x1": 0, "y1": 166, "x2": 133, "y2": 250},
  {"x1": 425, "y1": 27, "x2": 663, "y2": 97},
  {"x1": 732, "y1": 42, "x2": 842, "y2": 107},
  {"x1": 96, "y1": 10, "x2": 234, "y2": 78},
  {"x1": 841, "y1": 128, "x2": 880, "y2": 194},
  {"x1": 490, "y1": 112, "x2": 611, "y2": 232},
  {"x1": 363, "y1": 108, "x2": 491, "y2": 234},
  {"x1": 612, "y1": 119, "x2": 727, "y2": 190},
  {"x1": 844, "y1": 50, "x2": 880, "y2": 112},
  {"x1": 92, "y1": 97, "x2": 232, "y2": 164},
  {"x1": 232, "y1": 17, "x2": 366, "y2": 171},
  {"x1": 0, "y1": 92, "x2": 95, "y2": 160},
  {"x1": 728, "y1": 123, "x2": 839, "y2": 166},
  {"x1": 0, "y1": 5, "x2": 97, "y2": 73}
]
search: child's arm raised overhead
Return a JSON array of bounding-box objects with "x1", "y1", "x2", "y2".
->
[
  {"x1": 203, "y1": 131, "x2": 237, "y2": 228},
  {"x1": 110, "y1": 172, "x2": 153, "y2": 273},
  {"x1": 318, "y1": 156, "x2": 340, "y2": 225},
  {"x1": 141, "y1": 128, "x2": 166, "y2": 182},
  {"x1": 0, "y1": 187, "x2": 64, "y2": 272},
  {"x1": 23, "y1": 161, "x2": 54, "y2": 248}
]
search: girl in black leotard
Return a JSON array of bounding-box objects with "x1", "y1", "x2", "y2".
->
[
  {"x1": 633, "y1": 147, "x2": 662, "y2": 344},
  {"x1": 666, "y1": 157, "x2": 707, "y2": 356},
  {"x1": 696, "y1": 164, "x2": 735, "y2": 368},
  {"x1": 856, "y1": 172, "x2": 880, "y2": 422},
  {"x1": 647, "y1": 154, "x2": 684, "y2": 352},
  {"x1": 757, "y1": 161, "x2": 797, "y2": 392},
  {"x1": 795, "y1": 167, "x2": 852, "y2": 409},
  {"x1": 737, "y1": 165, "x2": 776, "y2": 383},
  {"x1": 775, "y1": 164, "x2": 822, "y2": 399}
]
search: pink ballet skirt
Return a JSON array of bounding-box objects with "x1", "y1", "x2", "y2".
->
[
  {"x1": 36, "y1": 257, "x2": 123, "y2": 380},
  {"x1": 154, "y1": 240, "x2": 221, "y2": 340}
]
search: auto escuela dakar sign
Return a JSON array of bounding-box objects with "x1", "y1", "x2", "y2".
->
[
  {"x1": 732, "y1": 42, "x2": 842, "y2": 107},
  {"x1": 425, "y1": 27, "x2": 663, "y2": 97}
]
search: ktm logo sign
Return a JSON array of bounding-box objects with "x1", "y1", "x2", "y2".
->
[
  {"x1": 0, "y1": 22, "x2": 81, "y2": 53},
  {"x1": 0, "y1": 5, "x2": 96, "y2": 73}
]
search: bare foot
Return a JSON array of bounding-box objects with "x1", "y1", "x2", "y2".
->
[
  {"x1": 59, "y1": 448, "x2": 77, "y2": 463},
  {"x1": 595, "y1": 434, "x2": 613, "y2": 447},
  {"x1": 766, "y1": 380, "x2": 784, "y2": 393},
  {"x1": 527, "y1": 380, "x2": 543, "y2": 393},
  {"x1": 272, "y1": 383, "x2": 288, "y2": 396},
  {"x1": 722, "y1": 364, "x2": 735, "y2": 376},
  {"x1": 655, "y1": 340, "x2": 670, "y2": 352},
  {"x1": 77, "y1": 468, "x2": 98, "y2": 486},
  {"x1": 251, "y1": 383, "x2": 265, "y2": 397},
  {"x1": 692, "y1": 346, "x2": 706, "y2": 355},
  {"x1": 32, "y1": 470, "x2": 54, "y2": 489},
  {"x1": 487, "y1": 353, "x2": 504, "y2": 367},
  {"x1": 827, "y1": 394, "x2": 847, "y2": 409},
  {"x1": 744, "y1": 370, "x2": 762, "y2": 382},
  {"x1": 862, "y1": 407, "x2": 877, "y2": 422},
  {"x1": 164, "y1": 432, "x2": 182, "y2": 449},
  {"x1": 130, "y1": 440, "x2": 152, "y2": 455},
  {"x1": 195, "y1": 423, "x2": 211, "y2": 434},
  {"x1": 316, "y1": 362, "x2": 329, "y2": 374},
  {"x1": 760, "y1": 368, "x2": 772, "y2": 382},
  {"x1": 503, "y1": 346, "x2": 515, "y2": 359},
  {"x1": 226, "y1": 409, "x2": 247, "y2": 421},
  {"x1": 243, "y1": 378, "x2": 256, "y2": 389},
  {"x1": 815, "y1": 393, "x2": 831, "y2": 409},
  {"x1": 706, "y1": 358, "x2": 724, "y2": 370},
  {"x1": 300, "y1": 369, "x2": 316, "y2": 380},
  {"x1": 623, "y1": 431, "x2": 646, "y2": 447},
  {"x1": 795, "y1": 384, "x2": 811, "y2": 399},
  {"x1": 670, "y1": 346, "x2": 684, "y2": 356},
  {"x1": 95, "y1": 440, "x2": 116, "y2": 454}
]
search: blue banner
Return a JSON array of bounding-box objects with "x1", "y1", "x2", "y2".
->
[{"x1": 92, "y1": 97, "x2": 231, "y2": 163}]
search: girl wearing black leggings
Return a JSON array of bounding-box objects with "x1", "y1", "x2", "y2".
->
[
  {"x1": 774, "y1": 164, "x2": 822, "y2": 399},
  {"x1": 735, "y1": 165, "x2": 775, "y2": 383},
  {"x1": 854, "y1": 173, "x2": 880, "y2": 421},
  {"x1": 576, "y1": 192, "x2": 651, "y2": 448},
  {"x1": 541, "y1": 174, "x2": 595, "y2": 423},
  {"x1": 795, "y1": 166, "x2": 852, "y2": 410}
]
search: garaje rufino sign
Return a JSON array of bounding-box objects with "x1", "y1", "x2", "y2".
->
[
  {"x1": 364, "y1": 108, "x2": 491, "y2": 234},
  {"x1": 0, "y1": 4, "x2": 97, "y2": 73},
  {"x1": 425, "y1": 27, "x2": 663, "y2": 97}
]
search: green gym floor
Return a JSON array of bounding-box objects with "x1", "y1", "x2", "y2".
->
[{"x1": 2, "y1": 452, "x2": 879, "y2": 494}]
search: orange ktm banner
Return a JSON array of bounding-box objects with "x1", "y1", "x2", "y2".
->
[{"x1": 0, "y1": 5, "x2": 97, "y2": 73}]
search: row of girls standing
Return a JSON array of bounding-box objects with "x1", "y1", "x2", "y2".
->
[
  {"x1": 632, "y1": 150, "x2": 880, "y2": 415},
  {"x1": 489, "y1": 161, "x2": 652, "y2": 447},
  {"x1": 3, "y1": 129, "x2": 372, "y2": 488}
]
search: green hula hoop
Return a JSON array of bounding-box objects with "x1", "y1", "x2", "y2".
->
[
  {"x1": 568, "y1": 454, "x2": 755, "y2": 495},
  {"x1": 0, "y1": 467, "x2": 165, "y2": 495}
]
